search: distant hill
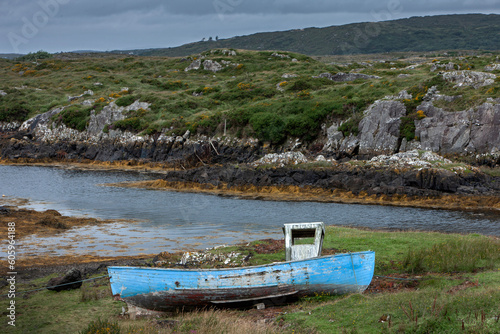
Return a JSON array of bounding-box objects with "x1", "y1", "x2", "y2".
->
[
  {"x1": 0, "y1": 53, "x2": 23, "y2": 60},
  {"x1": 115, "y1": 14, "x2": 500, "y2": 57}
]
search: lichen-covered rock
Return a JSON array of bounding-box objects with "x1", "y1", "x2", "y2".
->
[
  {"x1": 252, "y1": 151, "x2": 308, "y2": 167},
  {"x1": 442, "y1": 70, "x2": 496, "y2": 89},
  {"x1": 324, "y1": 124, "x2": 344, "y2": 151},
  {"x1": 485, "y1": 64, "x2": 500, "y2": 71},
  {"x1": 430, "y1": 62, "x2": 458, "y2": 72},
  {"x1": 358, "y1": 100, "x2": 406, "y2": 155},
  {"x1": 368, "y1": 150, "x2": 452, "y2": 168},
  {"x1": 184, "y1": 59, "x2": 201, "y2": 71},
  {"x1": 416, "y1": 102, "x2": 500, "y2": 155},
  {"x1": 203, "y1": 60, "x2": 223, "y2": 73},
  {"x1": 0, "y1": 122, "x2": 21, "y2": 131},
  {"x1": 315, "y1": 72, "x2": 381, "y2": 82},
  {"x1": 87, "y1": 100, "x2": 150, "y2": 135}
]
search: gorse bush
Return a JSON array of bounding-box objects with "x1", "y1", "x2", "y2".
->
[
  {"x1": 250, "y1": 112, "x2": 286, "y2": 144},
  {"x1": 80, "y1": 318, "x2": 120, "y2": 334}
]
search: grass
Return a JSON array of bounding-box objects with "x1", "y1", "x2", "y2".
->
[
  {"x1": 2, "y1": 227, "x2": 498, "y2": 333},
  {"x1": 283, "y1": 279, "x2": 500, "y2": 333},
  {"x1": 1, "y1": 49, "x2": 499, "y2": 147}
]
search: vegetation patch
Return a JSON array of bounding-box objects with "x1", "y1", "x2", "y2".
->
[{"x1": 53, "y1": 105, "x2": 93, "y2": 131}]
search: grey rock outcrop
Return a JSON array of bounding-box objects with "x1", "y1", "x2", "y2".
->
[
  {"x1": 324, "y1": 124, "x2": 344, "y2": 151},
  {"x1": 316, "y1": 72, "x2": 381, "y2": 82},
  {"x1": 185, "y1": 59, "x2": 201, "y2": 71},
  {"x1": 87, "y1": 100, "x2": 150, "y2": 135},
  {"x1": 485, "y1": 64, "x2": 500, "y2": 71},
  {"x1": 358, "y1": 101, "x2": 406, "y2": 155},
  {"x1": 20, "y1": 107, "x2": 65, "y2": 133},
  {"x1": 203, "y1": 60, "x2": 223, "y2": 73},
  {"x1": 442, "y1": 71, "x2": 496, "y2": 89},
  {"x1": 416, "y1": 102, "x2": 500, "y2": 155},
  {"x1": 68, "y1": 89, "x2": 94, "y2": 101},
  {"x1": 430, "y1": 62, "x2": 458, "y2": 72},
  {"x1": 0, "y1": 122, "x2": 21, "y2": 131},
  {"x1": 252, "y1": 151, "x2": 308, "y2": 167}
]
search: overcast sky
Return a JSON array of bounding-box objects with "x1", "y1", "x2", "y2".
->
[{"x1": 1, "y1": 0, "x2": 499, "y2": 54}]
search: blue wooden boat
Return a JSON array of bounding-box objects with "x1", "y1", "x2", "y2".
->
[{"x1": 108, "y1": 251, "x2": 375, "y2": 311}]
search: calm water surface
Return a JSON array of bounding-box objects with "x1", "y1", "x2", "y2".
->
[{"x1": 1, "y1": 165, "x2": 499, "y2": 257}]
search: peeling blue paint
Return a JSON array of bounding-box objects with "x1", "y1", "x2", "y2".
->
[{"x1": 108, "y1": 251, "x2": 375, "y2": 311}]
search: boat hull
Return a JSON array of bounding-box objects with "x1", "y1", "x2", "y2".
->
[{"x1": 108, "y1": 251, "x2": 375, "y2": 311}]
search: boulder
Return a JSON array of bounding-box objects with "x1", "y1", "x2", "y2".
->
[
  {"x1": 442, "y1": 71, "x2": 496, "y2": 89},
  {"x1": 485, "y1": 64, "x2": 500, "y2": 72},
  {"x1": 324, "y1": 124, "x2": 344, "y2": 151},
  {"x1": 252, "y1": 152, "x2": 308, "y2": 167},
  {"x1": 203, "y1": 60, "x2": 223, "y2": 73},
  {"x1": 315, "y1": 72, "x2": 381, "y2": 82},
  {"x1": 358, "y1": 100, "x2": 406, "y2": 155},
  {"x1": 68, "y1": 89, "x2": 93, "y2": 102},
  {"x1": 184, "y1": 59, "x2": 201, "y2": 72},
  {"x1": 416, "y1": 102, "x2": 500, "y2": 155},
  {"x1": 0, "y1": 206, "x2": 10, "y2": 214},
  {"x1": 47, "y1": 268, "x2": 82, "y2": 291}
]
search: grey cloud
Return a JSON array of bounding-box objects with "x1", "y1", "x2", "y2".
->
[{"x1": 1, "y1": 0, "x2": 499, "y2": 53}]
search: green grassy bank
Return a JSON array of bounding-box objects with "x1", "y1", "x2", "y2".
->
[{"x1": 1, "y1": 226, "x2": 499, "y2": 333}]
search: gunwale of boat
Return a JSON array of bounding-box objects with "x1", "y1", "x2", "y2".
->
[{"x1": 108, "y1": 250, "x2": 374, "y2": 272}]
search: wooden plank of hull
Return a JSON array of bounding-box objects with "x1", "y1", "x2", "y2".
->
[{"x1": 108, "y1": 251, "x2": 375, "y2": 311}]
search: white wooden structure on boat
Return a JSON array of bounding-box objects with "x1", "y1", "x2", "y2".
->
[{"x1": 283, "y1": 222, "x2": 325, "y2": 261}]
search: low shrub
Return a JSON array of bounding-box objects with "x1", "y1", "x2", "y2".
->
[
  {"x1": 114, "y1": 95, "x2": 136, "y2": 107},
  {"x1": 79, "y1": 318, "x2": 120, "y2": 334},
  {"x1": 249, "y1": 112, "x2": 286, "y2": 144},
  {"x1": 55, "y1": 105, "x2": 93, "y2": 132},
  {"x1": 112, "y1": 117, "x2": 142, "y2": 132}
]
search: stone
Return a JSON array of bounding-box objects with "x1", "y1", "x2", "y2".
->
[
  {"x1": 430, "y1": 62, "x2": 457, "y2": 72},
  {"x1": 276, "y1": 81, "x2": 287, "y2": 92},
  {"x1": 315, "y1": 72, "x2": 381, "y2": 82},
  {"x1": 271, "y1": 52, "x2": 290, "y2": 59},
  {"x1": 252, "y1": 152, "x2": 308, "y2": 167},
  {"x1": 442, "y1": 70, "x2": 496, "y2": 89},
  {"x1": 358, "y1": 100, "x2": 407, "y2": 155},
  {"x1": 324, "y1": 124, "x2": 345, "y2": 151},
  {"x1": 282, "y1": 73, "x2": 298, "y2": 79},
  {"x1": 68, "y1": 89, "x2": 94, "y2": 102},
  {"x1": 203, "y1": 60, "x2": 223, "y2": 73},
  {"x1": 0, "y1": 206, "x2": 10, "y2": 214},
  {"x1": 415, "y1": 102, "x2": 500, "y2": 155},
  {"x1": 315, "y1": 155, "x2": 327, "y2": 162},
  {"x1": 184, "y1": 59, "x2": 201, "y2": 71},
  {"x1": 0, "y1": 89, "x2": 7, "y2": 96},
  {"x1": 485, "y1": 64, "x2": 500, "y2": 71},
  {"x1": 47, "y1": 268, "x2": 82, "y2": 291},
  {"x1": 384, "y1": 89, "x2": 412, "y2": 100}
]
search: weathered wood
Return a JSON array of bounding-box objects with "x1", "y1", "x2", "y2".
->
[{"x1": 283, "y1": 222, "x2": 325, "y2": 261}]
